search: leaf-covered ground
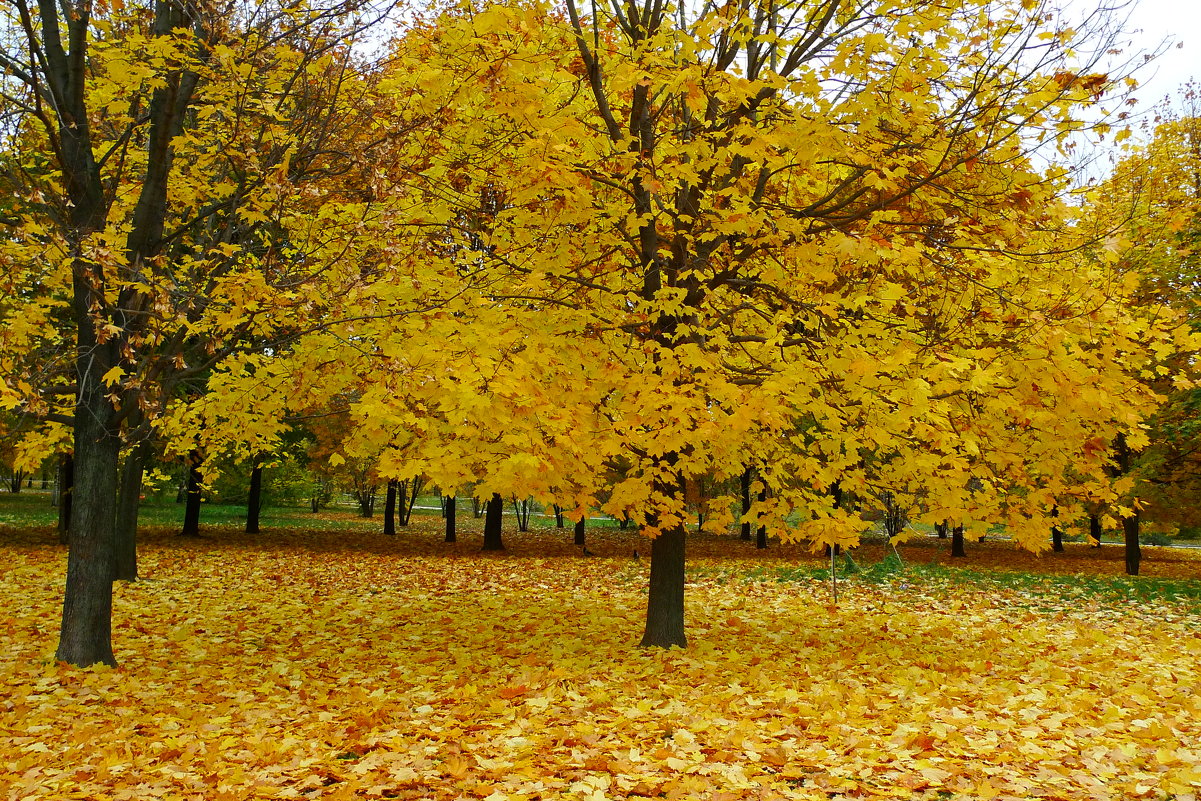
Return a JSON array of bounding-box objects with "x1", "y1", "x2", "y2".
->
[{"x1": 2, "y1": 521, "x2": 1200, "y2": 801}]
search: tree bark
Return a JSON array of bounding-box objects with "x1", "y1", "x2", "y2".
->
[
  {"x1": 1051, "y1": 526, "x2": 1064, "y2": 552},
  {"x1": 1124, "y1": 513, "x2": 1141, "y2": 576},
  {"x1": 553, "y1": 504, "x2": 565, "y2": 528},
  {"x1": 58, "y1": 453, "x2": 74, "y2": 545},
  {"x1": 1089, "y1": 514, "x2": 1103, "y2": 547},
  {"x1": 114, "y1": 442, "x2": 149, "y2": 581},
  {"x1": 935, "y1": 520, "x2": 948, "y2": 539},
  {"x1": 574, "y1": 517, "x2": 586, "y2": 546},
  {"x1": 640, "y1": 522, "x2": 687, "y2": 648},
  {"x1": 181, "y1": 455, "x2": 202, "y2": 537},
  {"x1": 739, "y1": 465, "x2": 752, "y2": 541},
  {"x1": 951, "y1": 525, "x2": 966, "y2": 558},
  {"x1": 56, "y1": 396, "x2": 119, "y2": 668},
  {"x1": 445, "y1": 495, "x2": 456, "y2": 542},
  {"x1": 482, "y1": 493, "x2": 505, "y2": 551},
  {"x1": 755, "y1": 488, "x2": 767, "y2": 549},
  {"x1": 383, "y1": 479, "x2": 398, "y2": 536},
  {"x1": 245, "y1": 464, "x2": 263, "y2": 534}
]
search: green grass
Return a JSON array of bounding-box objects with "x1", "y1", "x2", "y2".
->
[
  {"x1": 716, "y1": 554, "x2": 1201, "y2": 614},
  {"x1": 0, "y1": 490, "x2": 377, "y2": 532}
]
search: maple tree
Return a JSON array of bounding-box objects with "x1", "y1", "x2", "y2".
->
[
  {"x1": 0, "y1": 0, "x2": 413, "y2": 665},
  {"x1": 287, "y1": 0, "x2": 1195, "y2": 648},
  {"x1": 1081, "y1": 97, "x2": 1201, "y2": 573}
]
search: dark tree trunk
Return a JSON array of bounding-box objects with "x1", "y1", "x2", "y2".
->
[
  {"x1": 574, "y1": 517, "x2": 586, "y2": 546},
  {"x1": 1051, "y1": 526, "x2": 1064, "y2": 552},
  {"x1": 1124, "y1": 513, "x2": 1141, "y2": 576},
  {"x1": 9, "y1": 470, "x2": 25, "y2": 493},
  {"x1": 755, "y1": 489, "x2": 767, "y2": 549},
  {"x1": 951, "y1": 525, "x2": 966, "y2": 558},
  {"x1": 181, "y1": 455, "x2": 202, "y2": 537},
  {"x1": 56, "y1": 397, "x2": 120, "y2": 668},
  {"x1": 512, "y1": 498, "x2": 531, "y2": 532},
  {"x1": 445, "y1": 495, "x2": 456, "y2": 542},
  {"x1": 553, "y1": 504, "x2": 565, "y2": 528},
  {"x1": 482, "y1": 493, "x2": 505, "y2": 551},
  {"x1": 383, "y1": 479, "x2": 398, "y2": 536},
  {"x1": 935, "y1": 520, "x2": 948, "y2": 539},
  {"x1": 472, "y1": 496, "x2": 483, "y2": 518},
  {"x1": 58, "y1": 453, "x2": 74, "y2": 545},
  {"x1": 1089, "y1": 514, "x2": 1103, "y2": 547},
  {"x1": 41, "y1": 470, "x2": 48, "y2": 490},
  {"x1": 245, "y1": 464, "x2": 263, "y2": 534},
  {"x1": 640, "y1": 522, "x2": 687, "y2": 648},
  {"x1": 739, "y1": 465, "x2": 752, "y2": 541},
  {"x1": 399, "y1": 477, "x2": 422, "y2": 525},
  {"x1": 114, "y1": 442, "x2": 149, "y2": 581}
]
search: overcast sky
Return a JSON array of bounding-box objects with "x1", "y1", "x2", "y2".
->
[{"x1": 1116, "y1": 0, "x2": 1199, "y2": 110}]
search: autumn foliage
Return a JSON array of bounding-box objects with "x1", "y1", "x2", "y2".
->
[{"x1": 2, "y1": 521, "x2": 1200, "y2": 800}]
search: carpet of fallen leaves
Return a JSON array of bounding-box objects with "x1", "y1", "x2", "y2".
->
[{"x1": 2, "y1": 520, "x2": 1200, "y2": 801}]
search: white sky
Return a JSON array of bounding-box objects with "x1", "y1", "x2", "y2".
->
[{"x1": 1116, "y1": 0, "x2": 1200, "y2": 110}]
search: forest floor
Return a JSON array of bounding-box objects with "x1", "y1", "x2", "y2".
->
[{"x1": 2, "y1": 515, "x2": 1200, "y2": 801}]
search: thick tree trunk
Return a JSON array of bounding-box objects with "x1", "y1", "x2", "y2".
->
[
  {"x1": 1089, "y1": 514, "x2": 1103, "y2": 547},
  {"x1": 58, "y1": 453, "x2": 74, "y2": 545},
  {"x1": 181, "y1": 456, "x2": 202, "y2": 536},
  {"x1": 1124, "y1": 514, "x2": 1141, "y2": 576},
  {"x1": 245, "y1": 464, "x2": 263, "y2": 534},
  {"x1": 56, "y1": 398, "x2": 120, "y2": 668},
  {"x1": 951, "y1": 525, "x2": 966, "y2": 558},
  {"x1": 383, "y1": 479, "x2": 398, "y2": 536},
  {"x1": 1051, "y1": 526, "x2": 1064, "y2": 552},
  {"x1": 482, "y1": 493, "x2": 505, "y2": 551},
  {"x1": 640, "y1": 522, "x2": 687, "y2": 648},
  {"x1": 445, "y1": 495, "x2": 456, "y2": 542},
  {"x1": 935, "y1": 520, "x2": 948, "y2": 539},
  {"x1": 574, "y1": 517, "x2": 586, "y2": 546},
  {"x1": 114, "y1": 442, "x2": 149, "y2": 581},
  {"x1": 739, "y1": 465, "x2": 752, "y2": 541}
]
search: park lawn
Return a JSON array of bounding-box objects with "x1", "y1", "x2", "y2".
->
[{"x1": 2, "y1": 519, "x2": 1200, "y2": 801}]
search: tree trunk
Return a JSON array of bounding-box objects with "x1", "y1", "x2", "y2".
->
[
  {"x1": 482, "y1": 493, "x2": 505, "y2": 551},
  {"x1": 400, "y1": 477, "x2": 422, "y2": 525},
  {"x1": 1124, "y1": 513, "x2": 1141, "y2": 576},
  {"x1": 739, "y1": 465, "x2": 752, "y2": 541},
  {"x1": 640, "y1": 522, "x2": 687, "y2": 648},
  {"x1": 445, "y1": 495, "x2": 456, "y2": 542},
  {"x1": 755, "y1": 487, "x2": 767, "y2": 549},
  {"x1": 951, "y1": 525, "x2": 966, "y2": 558},
  {"x1": 181, "y1": 455, "x2": 202, "y2": 537},
  {"x1": 1089, "y1": 514, "x2": 1103, "y2": 547},
  {"x1": 56, "y1": 398, "x2": 120, "y2": 668},
  {"x1": 1051, "y1": 526, "x2": 1064, "y2": 552},
  {"x1": 58, "y1": 453, "x2": 74, "y2": 545},
  {"x1": 553, "y1": 504, "x2": 565, "y2": 528},
  {"x1": 574, "y1": 517, "x2": 586, "y2": 546},
  {"x1": 935, "y1": 520, "x2": 947, "y2": 539},
  {"x1": 114, "y1": 442, "x2": 149, "y2": 581},
  {"x1": 246, "y1": 464, "x2": 263, "y2": 534},
  {"x1": 383, "y1": 479, "x2": 398, "y2": 536}
]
